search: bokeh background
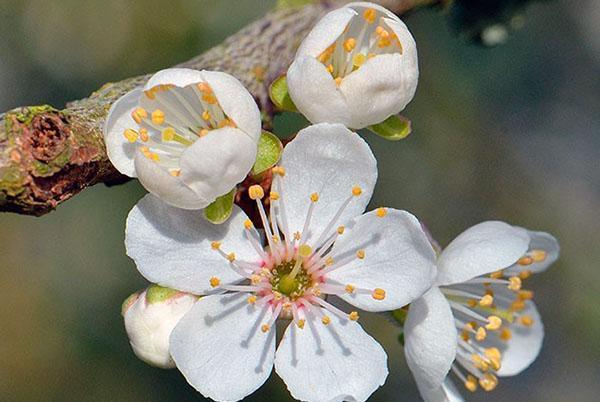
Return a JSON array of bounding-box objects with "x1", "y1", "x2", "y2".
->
[{"x1": 1, "y1": 0, "x2": 598, "y2": 401}]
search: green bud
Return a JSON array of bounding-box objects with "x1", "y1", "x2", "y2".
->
[
  {"x1": 252, "y1": 130, "x2": 283, "y2": 176},
  {"x1": 367, "y1": 115, "x2": 412, "y2": 141}
]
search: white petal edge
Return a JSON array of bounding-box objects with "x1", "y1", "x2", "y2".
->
[
  {"x1": 125, "y1": 194, "x2": 257, "y2": 294},
  {"x1": 404, "y1": 287, "x2": 457, "y2": 391},
  {"x1": 170, "y1": 294, "x2": 276, "y2": 402},
  {"x1": 274, "y1": 123, "x2": 377, "y2": 245},
  {"x1": 436, "y1": 221, "x2": 530, "y2": 286},
  {"x1": 143, "y1": 68, "x2": 205, "y2": 91},
  {"x1": 275, "y1": 310, "x2": 388, "y2": 402},
  {"x1": 295, "y1": 7, "x2": 356, "y2": 57},
  {"x1": 103, "y1": 88, "x2": 142, "y2": 177},
  {"x1": 328, "y1": 209, "x2": 437, "y2": 311},
  {"x1": 417, "y1": 378, "x2": 465, "y2": 402}
]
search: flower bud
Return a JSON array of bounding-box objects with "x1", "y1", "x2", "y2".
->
[
  {"x1": 287, "y1": 2, "x2": 418, "y2": 129},
  {"x1": 122, "y1": 285, "x2": 198, "y2": 368}
]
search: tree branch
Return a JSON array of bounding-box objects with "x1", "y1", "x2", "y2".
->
[{"x1": 0, "y1": 0, "x2": 437, "y2": 216}]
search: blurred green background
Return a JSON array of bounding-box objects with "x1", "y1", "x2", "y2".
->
[{"x1": 1, "y1": 0, "x2": 598, "y2": 401}]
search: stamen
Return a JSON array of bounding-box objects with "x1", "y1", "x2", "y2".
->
[
  {"x1": 372, "y1": 288, "x2": 386, "y2": 300},
  {"x1": 209, "y1": 276, "x2": 220, "y2": 288},
  {"x1": 124, "y1": 129, "x2": 138, "y2": 143},
  {"x1": 151, "y1": 109, "x2": 165, "y2": 125}
]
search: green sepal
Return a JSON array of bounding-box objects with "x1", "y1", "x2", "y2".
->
[
  {"x1": 269, "y1": 75, "x2": 298, "y2": 113},
  {"x1": 391, "y1": 308, "x2": 408, "y2": 326},
  {"x1": 145, "y1": 284, "x2": 180, "y2": 304},
  {"x1": 367, "y1": 115, "x2": 412, "y2": 141},
  {"x1": 204, "y1": 188, "x2": 236, "y2": 224},
  {"x1": 252, "y1": 130, "x2": 283, "y2": 176}
]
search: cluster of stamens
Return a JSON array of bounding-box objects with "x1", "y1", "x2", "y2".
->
[
  {"x1": 441, "y1": 249, "x2": 548, "y2": 393},
  {"x1": 317, "y1": 7, "x2": 403, "y2": 86},
  {"x1": 123, "y1": 82, "x2": 236, "y2": 176},
  {"x1": 208, "y1": 167, "x2": 388, "y2": 333}
]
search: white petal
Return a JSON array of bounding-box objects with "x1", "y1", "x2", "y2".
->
[
  {"x1": 143, "y1": 68, "x2": 205, "y2": 91},
  {"x1": 327, "y1": 209, "x2": 437, "y2": 311},
  {"x1": 201, "y1": 70, "x2": 262, "y2": 143},
  {"x1": 436, "y1": 221, "x2": 530, "y2": 286},
  {"x1": 275, "y1": 123, "x2": 377, "y2": 245},
  {"x1": 179, "y1": 127, "x2": 257, "y2": 204},
  {"x1": 340, "y1": 53, "x2": 417, "y2": 129},
  {"x1": 275, "y1": 310, "x2": 388, "y2": 402},
  {"x1": 170, "y1": 294, "x2": 275, "y2": 401},
  {"x1": 295, "y1": 7, "x2": 356, "y2": 57},
  {"x1": 125, "y1": 194, "x2": 257, "y2": 294},
  {"x1": 287, "y1": 56, "x2": 351, "y2": 126},
  {"x1": 417, "y1": 379, "x2": 465, "y2": 402},
  {"x1": 505, "y1": 228, "x2": 560, "y2": 275},
  {"x1": 404, "y1": 288, "x2": 457, "y2": 391},
  {"x1": 134, "y1": 150, "x2": 210, "y2": 210},
  {"x1": 103, "y1": 88, "x2": 142, "y2": 177}
]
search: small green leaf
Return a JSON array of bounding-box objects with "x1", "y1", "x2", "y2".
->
[
  {"x1": 367, "y1": 115, "x2": 412, "y2": 141},
  {"x1": 204, "y1": 189, "x2": 236, "y2": 224},
  {"x1": 391, "y1": 308, "x2": 408, "y2": 326},
  {"x1": 269, "y1": 75, "x2": 298, "y2": 113},
  {"x1": 252, "y1": 130, "x2": 283, "y2": 176}
]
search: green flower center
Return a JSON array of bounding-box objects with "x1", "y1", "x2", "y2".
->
[{"x1": 270, "y1": 260, "x2": 313, "y2": 300}]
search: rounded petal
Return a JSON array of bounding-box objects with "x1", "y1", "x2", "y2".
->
[
  {"x1": 125, "y1": 194, "x2": 257, "y2": 294},
  {"x1": 275, "y1": 310, "x2": 388, "y2": 402},
  {"x1": 170, "y1": 294, "x2": 276, "y2": 401},
  {"x1": 327, "y1": 209, "x2": 437, "y2": 311},
  {"x1": 179, "y1": 127, "x2": 257, "y2": 204},
  {"x1": 201, "y1": 70, "x2": 262, "y2": 142},
  {"x1": 134, "y1": 150, "x2": 210, "y2": 210},
  {"x1": 417, "y1": 379, "x2": 465, "y2": 402},
  {"x1": 103, "y1": 88, "x2": 142, "y2": 177},
  {"x1": 404, "y1": 288, "x2": 457, "y2": 391},
  {"x1": 436, "y1": 221, "x2": 530, "y2": 286},
  {"x1": 143, "y1": 68, "x2": 205, "y2": 91},
  {"x1": 505, "y1": 228, "x2": 560, "y2": 275},
  {"x1": 295, "y1": 7, "x2": 356, "y2": 57},
  {"x1": 287, "y1": 56, "x2": 351, "y2": 126},
  {"x1": 274, "y1": 123, "x2": 377, "y2": 245}
]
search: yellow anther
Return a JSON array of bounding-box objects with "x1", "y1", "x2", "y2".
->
[
  {"x1": 464, "y1": 375, "x2": 478, "y2": 392},
  {"x1": 198, "y1": 128, "x2": 210, "y2": 137},
  {"x1": 352, "y1": 186, "x2": 362, "y2": 196},
  {"x1": 518, "y1": 256, "x2": 533, "y2": 266},
  {"x1": 197, "y1": 82, "x2": 212, "y2": 94},
  {"x1": 250, "y1": 275, "x2": 261, "y2": 285},
  {"x1": 472, "y1": 354, "x2": 489, "y2": 371},
  {"x1": 298, "y1": 244, "x2": 312, "y2": 258},
  {"x1": 261, "y1": 324, "x2": 270, "y2": 333},
  {"x1": 144, "y1": 89, "x2": 156, "y2": 100},
  {"x1": 376, "y1": 207, "x2": 387, "y2": 218},
  {"x1": 139, "y1": 128, "x2": 149, "y2": 142},
  {"x1": 170, "y1": 169, "x2": 181, "y2": 177},
  {"x1": 520, "y1": 315, "x2": 534, "y2": 327},
  {"x1": 272, "y1": 166, "x2": 286, "y2": 176},
  {"x1": 508, "y1": 276, "x2": 522, "y2": 291},
  {"x1": 247, "y1": 295, "x2": 257, "y2": 305},
  {"x1": 124, "y1": 129, "x2": 138, "y2": 143},
  {"x1": 227, "y1": 252, "x2": 236, "y2": 262},
  {"x1": 479, "y1": 373, "x2": 498, "y2": 392},
  {"x1": 337, "y1": 225, "x2": 345, "y2": 235},
  {"x1": 325, "y1": 256, "x2": 334, "y2": 266},
  {"x1": 531, "y1": 249, "x2": 547, "y2": 262},
  {"x1": 343, "y1": 38, "x2": 356, "y2": 52},
  {"x1": 468, "y1": 299, "x2": 478, "y2": 308},
  {"x1": 327, "y1": 64, "x2": 334, "y2": 73},
  {"x1": 140, "y1": 146, "x2": 150, "y2": 156},
  {"x1": 248, "y1": 185, "x2": 264, "y2": 200},
  {"x1": 294, "y1": 231, "x2": 301, "y2": 241},
  {"x1": 211, "y1": 241, "x2": 221, "y2": 250},
  {"x1": 345, "y1": 284, "x2": 356, "y2": 294},
  {"x1": 272, "y1": 235, "x2": 280, "y2": 244},
  {"x1": 479, "y1": 294, "x2": 494, "y2": 307},
  {"x1": 363, "y1": 8, "x2": 377, "y2": 23},
  {"x1": 270, "y1": 191, "x2": 280, "y2": 201},
  {"x1": 161, "y1": 127, "x2": 176, "y2": 142},
  {"x1": 489, "y1": 270, "x2": 504, "y2": 279},
  {"x1": 484, "y1": 347, "x2": 502, "y2": 361},
  {"x1": 297, "y1": 319, "x2": 306, "y2": 329},
  {"x1": 518, "y1": 289, "x2": 534, "y2": 300},
  {"x1": 375, "y1": 26, "x2": 386, "y2": 36},
  {"x1": 461, "y1": 330, "x2": 470, "y2": 342},
  {"x1": 518, "y1": 270, "x2": 533, "y2": 280},
  {"x1": 349, "y1": 311, "x2": 360, "y2": 321},
  {"x1": 218, "y1": 118, "x2": 236, "y2": 128},
  {"x1": 321, "y1": 315, "x2": 331, "y2": 325},
  {"x1": 372, "y1": 288, "x2": 386, "y2": 300},
  {"x1": 131, "y1": 107, "x2": 148, "y2": 124},
  {"x1": 486, "y1": 316, "x2": 502, "y2": 330},
  {"x1": 310, "y1": 192, "x2": 319, "y2": 202},
  {"x1": 202, "y1": 110, "x2": 211, "y2": 121},
  {"x1": 510, "y1": 299, "x2": 526, "y2": 312},
  {"x1": 475, "y1": 327, "x2": 487, "y2": 342},
  {"x1": 367, "y1": 52, "x2": 376, "y2": 59},
  {"x1": 151, "y1": 109, "x2": 165, "y2": 125},
  {"x1": 352, "y1": 53, "x2": 367, "y2": 67},
  {"x1": 203, "y1": 93, "x2": 218, "y2": 104},
  {"x1": 467, "y1": 321, "x2": 477, "y2": 330},
  {"x1": 150, "y1": 152, "x2": 160, "y2": 162},
  {"x1": 499, "y1": 327, "x2": 512, "y2": 341},
  {"x1": 209, "y1": 276, "x2": 220, "y2": 288},
  {"x1": 356, "y1": 249, "x2": 365, "y2": 259},
  {"x1": 335, "y1": 77, "x2": 343, "y2": 86},
  {"x1": 378, "y1": 37, "x2": 392, "y2": 48},
  {"x1": 244, "y1": 220, "x2": 254, "y2": 230}
]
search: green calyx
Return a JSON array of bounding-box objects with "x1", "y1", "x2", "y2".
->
[
  {"x1": 204, "y1": 188, "x2": 236, "y2": 224},
  {"x1": 145, "y1": 284, "x2": 180, "y2": 304},
  {"x1": 252, "y1": 130, "x2": 283, "y2": 176},
  {"x1": 367, "y1": 115, "x2": 412, "y2": 141},
  {"x1": 269, "y1": 75, "x2": 298, "y2": 113}
]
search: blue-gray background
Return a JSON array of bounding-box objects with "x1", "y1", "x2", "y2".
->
[{"x1": 1, "y1": 1, "x2": 598, "y2": 401}]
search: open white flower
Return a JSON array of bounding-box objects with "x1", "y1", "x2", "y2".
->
[
  {"x1": 125, "y1": 123, "x2": 437, "y2": 401},
  {"x1": 287, "y1": 2, "x2": 418, "y2": 129},
  {"x1": 122, "y1": 285, "x2": 198, "y2": 368},
  {"x1": 403, "y1": 221, "x2": 559, "y2": 401},
  {"x1": 104, "y1": 68, "x2": 261, "y2": 209}
]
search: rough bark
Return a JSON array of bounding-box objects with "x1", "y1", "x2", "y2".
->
[{"x1": 0, "y1": 0, "x2": 436, "y2": 216}]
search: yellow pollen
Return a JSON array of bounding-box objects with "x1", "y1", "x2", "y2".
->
[
  {"x1": 144, "y1": 89, "x2": 156, "y2": 100},
  {"x1": 479, "y1": 294, "x2": 494, "y2": 307},
  {"x1": 461, "y1": 330, "x2": 470, "y2": 342},
  {"x1": 203, "y1": 93, "x2": 217, "y2": 104},
  {"x1": 376, "y1": 207, "x2": 387, "y2": 218},
  {"x1": 248, "y1": 185, "x2": 264, "y2": 200},
  {"x1": 272, "y1": 166, "x2": 286, "y2": 176},
  {"x1": 508, "y1": 276, "x2": 522, "y2": 291},
  {"x1": 490, "y1": 270, "x2": 504, "y2": 279},
  {"x1": 325, "y1": 256, "x2": 334, "y2": 266},
  {"x1": 161, "y1": 127, "x2": 176, "y2": 142},
  {"x1": 343, "y1": 38, "x2": 356, "y2": 52},
  {"x1": 298, "y1": 244, "x2": 312, "y2": 258},
  {"x1": 375, "y1": 26, "x2": 386, "y2": 36},
  {"x1": 352, "y1": 53, "x2": 367, "y2": 67},
  {"x1": 322, "y1": 315, "x2": 331, "y2": 325},
  {"x1": 150, "y1": 152, "x2": 160, "y2": 162},
  {"x1": 531, "y1": 249, "x2": 547, "y2": 262},
  {"x1": 367, "y1": 52, "x2": 376, "y2": 59},
  {"x1": 270, "y1": 191, "x2": 280, "y2": 201},
  {"x1": 378, "y1": 37, "x2": 392, "y2": 48},
  {"x1": 140, "y1": 146, "x2": 150, "y2": 156},
  {"x1": 227, "y1": 252, "x2": 236, "y2": 262},
  {"x1": 327, "y1": 64, "x2": 334, "y2": 73},
  {"x1": 500, "y1": 327, "x2": 512, "y2": 341},
  {"x1": 131, "y1": 107, "x2": 147, "y2": 124},
  {"x1": 139, "y1": 128, "x2": 149, "y2": 142},
  {"x1": 518, "y1": 256, "x2": 533, "y2": 266},
  {"x1": 297, "y1": 319, "x2": 306, "y2": 329},
  {"x1": 310, "y1": 192, "x2": 319, "y2": 202},
  {"x1": 247, "y1": 295, "x2": 257, "y2": 304},
  {"x1": 520, "y1": 315, "x2": 534, "y2": 327},
  {"x1": 475, "y1": 327, "x2": 487, "y2": 342},
  {"x1": 479, "y1": 373, "x2": 498, "y2": 392},
  {"x1": 124, "y1": 129, "x2": 138, "y2": 143},
  {"x1": 209, "y1": 277, "x2": 220, "y2": 288},
  {"x1": 468, "y1": 299, "x2": 478, "y2": 308},
  {"x1": 484, "y1": 347, "x2": 502, "y2": 361},
  {"x1": 518, "y1": 270, "x2": 532, "y2": 281},
  {"x1": 170, "y1": 169, "x2": 181, "y2": 177},
  {"x1": 356, "y1": 249, "x2": 366, "y2": 259},
  {"x1": 294, "y1": 232, "x2": 301, "y2": 241},
  {"x1": 244, "y1": 220, "x2": 254, "y2": 230},
  {"x1": 218, "y1": 118, "x2": 236, "y2": 128},
  {"x1": 519, "y1": 290, "x2": 534, "y2": 300},
  {"x1": 352, "y1": 186, "x2": 362, "y2": 196},
  {"x1": 211, "y1": 241, "x2": 221, "y2": 250},
  {"x1": 337, "y1": 225, "x2": 345, "y2": 235},
  {"x1": 486, "y1": 316, "x2": 502, "y2": 330},
  {"x1": 272, "y1": 235, "x2": 280, "y2": 244},
  {"x1": 202, "y1": 110, "x2": 211, "y2": 121},
  {"x1": 261, "y1": 324, "x2": 270, "y2": 333},
  {"x1": 349, "y1": 311, "x2": 360, "y2": 321},
  {"x1": 197, "y1": 82, "x2": 212, "y2": 93},
  {"x1": 363, "y1": 8, "x2": 377, "y2": 24},
  {"x1": 372, "y1": 288, "x2": 386, "y2": 300},
  {"x1": 510, "y1": 299, "x2": 526, "y2": 312},
  {"x1": 151, "y1": 109, "x2": 165, "y2": 125},
  {"x1": 465, "y1": 375, "x2": 478, "y2": 392},
  {"x1": 198, "y1": 128, "x2": 210, "y2": 137},
  {"x1": 472, "y1": 354, "x2": 489, "y2": 371},
  {"x1": 335, "y1": 77, "x2": 343, "y2": 86},
  {"x1": 251, "y1": 275, "x2": 261, "y2": 285},
  {"x1": 345, "y1": 284, "x2": 356, "y2": 294}
]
